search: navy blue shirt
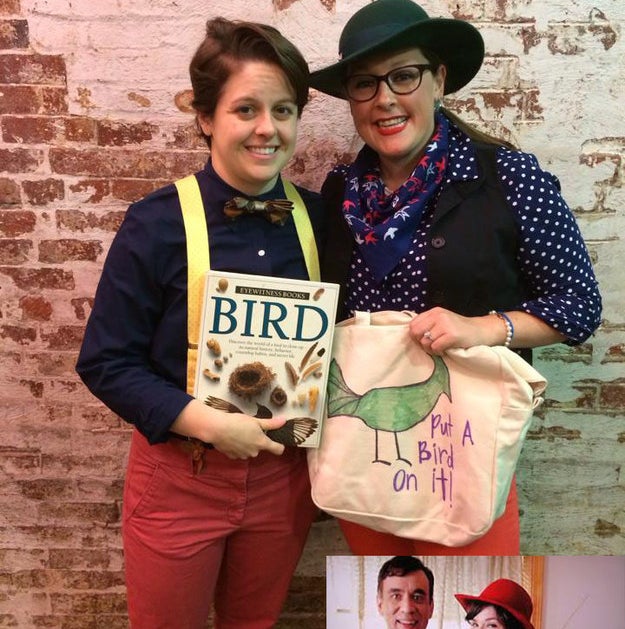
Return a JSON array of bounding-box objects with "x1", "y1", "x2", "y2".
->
[{"x1": 76, "y1": 161, "x2": 325, "y2": 443}]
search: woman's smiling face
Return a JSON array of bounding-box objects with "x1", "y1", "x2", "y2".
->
[
  {"x1": 198, "y1": 60, "x2": 299, "y2": 196},
  {"x1": 347, "y1": 47, "x2": 446, "y2": 183}
]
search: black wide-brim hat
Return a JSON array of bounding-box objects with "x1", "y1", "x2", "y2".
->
[{"x1": 310, "y1": 0, "x2": 484, "y2": 99}]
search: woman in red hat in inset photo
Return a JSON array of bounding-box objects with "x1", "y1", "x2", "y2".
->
[{"x1": 455, "y1": 579, "x2": 535, "y2": 629}]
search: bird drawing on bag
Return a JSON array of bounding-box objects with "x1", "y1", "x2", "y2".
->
[{"x1": 326, "y1": 356, "x2": 452, "y2": 465}]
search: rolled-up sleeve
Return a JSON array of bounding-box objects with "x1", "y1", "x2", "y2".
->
[{"x1": 497, "y1": 149, "x2": 602, "y2": 343}]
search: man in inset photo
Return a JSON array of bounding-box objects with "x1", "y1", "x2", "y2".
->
[{"x1": 376, "y1": 556, "x2": 435, "y2": 629}]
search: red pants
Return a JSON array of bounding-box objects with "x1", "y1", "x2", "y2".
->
[
  {"x1": 122, "y1": 429, "x2": 317, "y2": 629},
  {"x1": 338, "y1": 479, "x2": 520, "y2": 555}
]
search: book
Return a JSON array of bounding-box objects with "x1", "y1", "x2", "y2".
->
[{"x1": 194, "y1": 270, "x2": 340, "y2": 448}]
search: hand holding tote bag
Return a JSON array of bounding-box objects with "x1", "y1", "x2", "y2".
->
[{"x1": 307, "y1": 310, "x2": 547, "y2": 547}]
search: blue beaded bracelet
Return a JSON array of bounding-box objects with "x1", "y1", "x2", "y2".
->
[{"x1": 489, "y1": 310, "x2": 514, "y2": 348}]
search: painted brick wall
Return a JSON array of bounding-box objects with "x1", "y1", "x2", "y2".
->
[{"x1": 0, "y1": 0, "x2": 623, "y2": 626}]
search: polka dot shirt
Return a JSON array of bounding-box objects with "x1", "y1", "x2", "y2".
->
[{"x1": 337, "y1": 124, "x2": 601, "y2": 344}]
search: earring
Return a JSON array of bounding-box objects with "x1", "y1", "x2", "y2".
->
[{"x1": 434, "y1": 98, "x2": 442, "y2": 111}]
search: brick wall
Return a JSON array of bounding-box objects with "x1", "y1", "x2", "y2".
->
[{"x1": 0, "y1": 0, "x2": 623, "y2": 626}]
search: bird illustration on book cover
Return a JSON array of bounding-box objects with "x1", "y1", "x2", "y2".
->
[
  {"x1": 326, "y1": 354, "x2": 452, "y2": 465},
  {"x1": 203, "y1": 394, "x2": 317, "y2": 446}
]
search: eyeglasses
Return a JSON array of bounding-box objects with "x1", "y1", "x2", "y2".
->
[{"x1": 344, "y1": 64, "x2": 435, "y2": 102}]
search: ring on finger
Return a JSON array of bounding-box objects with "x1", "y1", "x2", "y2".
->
[{"x1": 423, "y1": 330, "x2": 433, "y2": 340}]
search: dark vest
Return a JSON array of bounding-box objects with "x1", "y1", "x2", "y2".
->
[{"x1": 320, "y1": 144, "x2": 531, "y2": 359}]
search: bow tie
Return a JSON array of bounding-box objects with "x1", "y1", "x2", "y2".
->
[{"x1": 223, "y1": 197, "x2": 294, "y2": 226}]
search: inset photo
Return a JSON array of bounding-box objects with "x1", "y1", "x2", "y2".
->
[{"x1": 326, "y1": 555, "x2": 625, "y2": 629}]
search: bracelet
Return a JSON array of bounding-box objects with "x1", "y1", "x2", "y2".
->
[{"x1": 489, "y1": 310, "x2": 514, "y2": 348}]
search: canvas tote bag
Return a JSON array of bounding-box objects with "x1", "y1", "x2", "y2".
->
[{"x1": 308, "y1": 310, "x2": 547, "y2": 546}]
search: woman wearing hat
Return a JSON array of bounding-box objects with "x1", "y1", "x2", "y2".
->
[
  {"x1": 455, "y1": 579, "x2": 535, "y2": 629},
  {"x1": 311, "y1": 0, "x2": 601, "y2": 554}
]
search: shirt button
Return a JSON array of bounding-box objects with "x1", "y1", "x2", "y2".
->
[
  {"x1": 258, "y1": 249, "x2": 266, "y2": 257},
  {"x1": 431, "y1": 236, "x2": 446, "y2": 249}
]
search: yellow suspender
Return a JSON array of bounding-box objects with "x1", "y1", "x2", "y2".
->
[
  {"x1": 174, "y1": 174, "x2": 320, "y2": 394},
  {"x1": 175, "y1": 175, "x2": 209, "y2": 394},
  {"x1": 282, "y1": 179, "x2": 321, "y2": 282}
]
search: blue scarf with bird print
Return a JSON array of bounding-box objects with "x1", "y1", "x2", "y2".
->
[{"x1": 341, "y1": 111, "x2": 448, "y2": 284}]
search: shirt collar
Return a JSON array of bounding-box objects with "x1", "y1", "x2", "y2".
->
[{"x1": 203, "y1": 160, "x2": 286, "y2": 202}]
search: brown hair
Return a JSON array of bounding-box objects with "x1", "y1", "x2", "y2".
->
[
  {"x1": 464, "y1": 601, "x2": 524, "y2": 629},
  {"x1": 377, "y1": 556, "x2": 434, "y2": 602},
  {"x1": 420, "y1": 48, "x2": 517, "y2": 150},
  {"x1": 441, "y1": 106, "x2": 517, "y2": 150},
  {"x1": 189, "y1": 17, "x2": 309, "y2": 146}
]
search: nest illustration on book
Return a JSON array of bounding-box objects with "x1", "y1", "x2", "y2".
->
[
  {"x1": 228, "y1": 361, "x2": 274, "y2": 399},
  {"x1": 202, "y1": 344, "x2": 323, "y2": 407},
  {"x1": 203, "y1": 394, "x2": 317, "y2": 447}
]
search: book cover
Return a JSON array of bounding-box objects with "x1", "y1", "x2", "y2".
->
[{"x1": 194, "y1": 270, "x2": 340, "y2": 448}]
